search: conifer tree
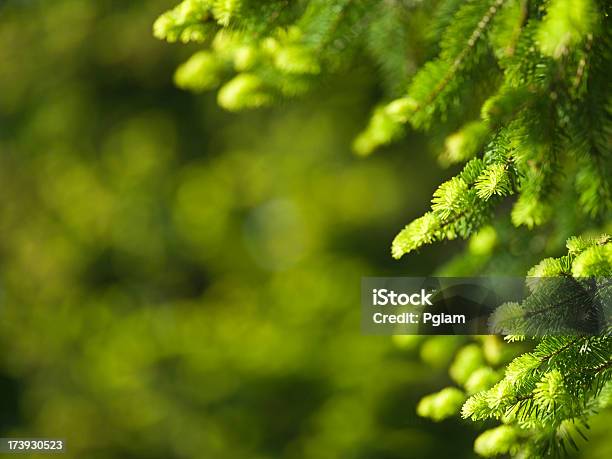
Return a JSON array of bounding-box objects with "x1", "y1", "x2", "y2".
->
[
  {"x1": 418, "y1": 236, "x2": 612, "y2": 457},
  {"x1": 155, "y1": 0, "x2": 611, "y2": 456}
]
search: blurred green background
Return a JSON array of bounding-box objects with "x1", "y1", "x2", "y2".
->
[{"x1": 0, "y1": 1, "x2": 609, "y2": 458}]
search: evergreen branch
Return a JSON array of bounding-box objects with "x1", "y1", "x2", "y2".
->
[
  {"x1": 156, "y1": 3, "x2": 612, "y2": 456},
  {"x1": 504, "y1": 0, "x2": 529, "y2": 57},
  {"x1": 411, "y1": 0, "x2": 508, "y2": 116},
  {"x1": 590, "y1": 359, "x2": 612, "y2": 374},
  {"x1": 539, "y1": 337, "x2": 584, "y2": 364},
  {"x1": 571, "y1": 34, "x2": 593, "y2": 94}
]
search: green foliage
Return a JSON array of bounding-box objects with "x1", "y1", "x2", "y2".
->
[
  {"x1": 440, "y1": 121, "x2": 490, "y2": 166},
  {"x1": 391, "y1": 148, "x2": 515, "y2": 258},
  {"x1": 450, "y1": 344, "x2": 486, "y2": 385},
  {"x1": 154, "y1": 1, "x2": 612, "y2": 457},
  {"x1": 154, "y1": 0, "x2": 416, "y2": 111},
  {"x1": 414, "y1": 238, "x2": 612, "y2": 458},
  {"x1": 388, "y1": 0, "x2": 610, "y2": 258},
  {"x1": 155, "y1": 1, "x2": 611, "y2": 254},
  {"x1": 154, "y1": 0, "x2": 213, "y2": 43},
  {"x1": 2, "y1": 2, "x2": 478, "y2": 458},
  {"x1": 461, "y1": 332, "x2": 612, "y2": 457},
  {"x1": 417, "y1": 387, "x2": 466, "y2": 421},
  {"x1": 474, "y1": 425, "x2": 519, "y2": 457},
  {"x1": 491, "y1": 235, "x2": 612, "y2": 335},
  {"x1": 0, "y1": 0, "x2": 609, "y2": 458},
  {"x1": 537, "y1": 0, "x2": 598, "y2": 59}
]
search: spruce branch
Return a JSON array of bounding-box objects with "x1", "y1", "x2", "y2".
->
[{"x1": 414, "y1": 0, "x2": 507, "y2": 114}]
